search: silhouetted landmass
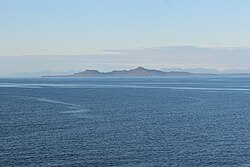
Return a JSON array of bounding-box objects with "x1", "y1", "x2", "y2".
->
[
  {"x1": 161, "y1": 68, "x2": 250, "y2": 74},
  {"x1": 43, "y1": 67, "x2": 206, "y2": 77},
  {"x1": 7, "y1": 70, "x2": 80, "y2": 78}
]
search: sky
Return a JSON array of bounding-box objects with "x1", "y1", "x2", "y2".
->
[{"x1": 0, "y1": 0, "x2": 250, "y2": 75}]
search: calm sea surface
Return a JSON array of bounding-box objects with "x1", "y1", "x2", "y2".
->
[{"x1": 1, "y1": 76, "x2": 250, "y2": 167}]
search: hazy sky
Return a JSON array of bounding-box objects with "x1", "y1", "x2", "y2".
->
[{"x1": 0, "y1": 0, "x2": 250, "y2": 75}]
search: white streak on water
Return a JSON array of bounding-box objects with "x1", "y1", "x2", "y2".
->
[
  {"x1": 1, "y1": 82, "x2": 250, "y2": 92},
  {"x1": 0, "y1": 83, "x2": 41, "y2": 88},
  {"x1": 33, "y1": 97, "x2": 89, "y2": 115},
  {"x1": 61, "y1": 109, "x2": 88, "y2": 114},
  {"x1": 62, "y1": 84, "x2": 250, "y2": 91},
  {"x1": 35, "y1": 98, "x2": 81, "y2": 108}
]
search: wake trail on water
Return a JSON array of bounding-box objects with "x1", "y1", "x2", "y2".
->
[
  {"x1": 35, "y1": 98, "x2": 81, "y2": 108},
  {"x1": 2, "y1": 81, "x2": 250, "y2": 92},
  {"x1": 32, "y1": 97, "x2": 89, "y2": 114}
]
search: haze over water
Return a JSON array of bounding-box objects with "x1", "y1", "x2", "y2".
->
[
  {"x1": 1, "y1": 76, "x2": 250, "y2": 166},
  {"x1": 1, "y1": 0, "x2": 250, "y2": 166}
]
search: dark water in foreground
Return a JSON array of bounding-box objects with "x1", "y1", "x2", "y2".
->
[{"x1": 1, "y1": 76, "x2": 250, "y2": 167}]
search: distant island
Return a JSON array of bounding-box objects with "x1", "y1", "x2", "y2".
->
[
  {"x1": 43, "y1": 67, "x2": 210, "y2": 77},
  {"x1": 43, "y1": 67, "x2": 250, "y2": 78}
]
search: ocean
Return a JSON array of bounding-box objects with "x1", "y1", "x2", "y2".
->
[{"x1": 1, "y1": 76, "x2": 250, "y2": 166}]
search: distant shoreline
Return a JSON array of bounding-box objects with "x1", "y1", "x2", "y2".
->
[{"x1": 43, "y1": 67, "x2": 250, "y2": 78}]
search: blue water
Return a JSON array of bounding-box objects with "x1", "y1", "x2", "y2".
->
[{"x1": 1, "y1": 76, "x2": 250, "y2": 166}]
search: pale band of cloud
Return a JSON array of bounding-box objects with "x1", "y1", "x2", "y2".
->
[{"x1": 1, "y1": 46, "x2": 250, "y2": 76}]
